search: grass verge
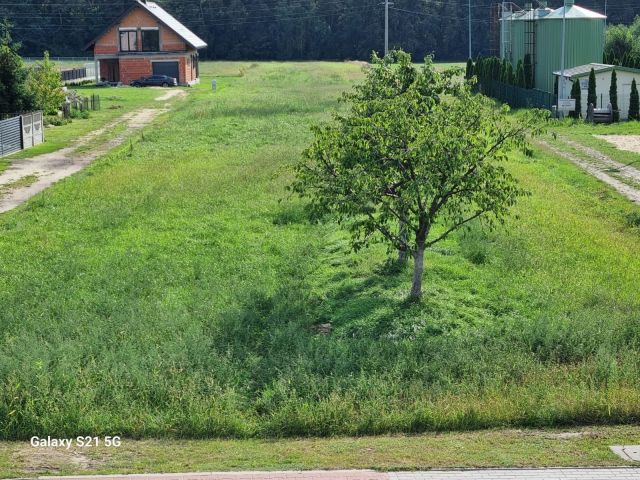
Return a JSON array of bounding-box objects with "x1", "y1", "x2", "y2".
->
[{"x1": 1, "y1": 426, "x2": 639, "y2": 478}]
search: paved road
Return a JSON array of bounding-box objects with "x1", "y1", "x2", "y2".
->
[{"x1": 37, "y1": 468, "x2": 640, "y2": 480}]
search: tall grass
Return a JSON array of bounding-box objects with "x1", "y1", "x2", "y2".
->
[{"x1": 0, "y1": 62, "x2": 639, "y2": 439}]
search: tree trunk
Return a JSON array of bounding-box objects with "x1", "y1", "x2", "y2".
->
[{"x1": 410, "y1": 246, "x2": 425, "y2": 298}]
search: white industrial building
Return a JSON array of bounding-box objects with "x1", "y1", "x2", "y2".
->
[{"x1": 554, "y1": 63, "x2": 640, "y2": 120}]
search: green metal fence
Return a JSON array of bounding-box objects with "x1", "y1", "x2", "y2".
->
[{"x1": 479, "y1": 79, "x2": 554, "y2": 110}]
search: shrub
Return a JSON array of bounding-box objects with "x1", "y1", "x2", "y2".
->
[
  {"x1": 465, "y1": 58, "x2": 473, "y2": 80},
  {"x1": 70, "y1": 109, "x2": 90, "y2": 119},
  {"x1": 630, "y1": 79, "x2": 640, "y2": 120},
  {"x1": 610, "y1": 69, "x2": 619, "y2": 122},
  {"x1": 44, "y1": 115, "x2": 71, "y2": 127},
  {"x1": 516, "y1": 60, "x2": 526, "y2": 88},
  {"x1": 587, "y1": 68, "x2": 597, "y2": 108},
  {"x1": 25, "y1": 52, "x2": 65, "y2": 115},
  {"x1": 570, "y1": 79, "x2": 582, "y2": 119}
]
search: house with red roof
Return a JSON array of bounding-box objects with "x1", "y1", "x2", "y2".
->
[{"x1": 85, "y1": 0, "x2": 207, "y2": 86}]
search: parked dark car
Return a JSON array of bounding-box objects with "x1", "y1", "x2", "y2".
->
[{"x1": 130, "y1": 75, "x2": 178, "y2": 87}]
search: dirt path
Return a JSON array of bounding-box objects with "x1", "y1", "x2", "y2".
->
[
  {"x1": 0, "y1": 92, "x2": 184, "y2": 214},
  {"x1": 595, "y1": 134, "x2": 640, "y2": 154},
  {"x1": 562, "y1": 137, "x2": 640, "y2": 187},
  {"x1": 536, "y1": 138, "x2": 640, "y2": 204}
]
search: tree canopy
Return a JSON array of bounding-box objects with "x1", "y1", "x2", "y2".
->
[
  {"x1": 604, "y1": 16, "x2": 640, "y2": 67},
  {"x1": 291, "y1": 51, "x2": 547, "y2": 298},
  {"x1": 0, "y1": 21, "x2": 32, "y2": 116},
  {"x1": 2, "y1": 0, "x2": 633, "y2": 61}
]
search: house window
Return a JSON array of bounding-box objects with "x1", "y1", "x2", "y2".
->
[
  {"x1": 119, "y1": 29, "x2": 137, "y2": 52},
  {"x1": 142, "y1": 29, "x2": 160, "y2": 52}
]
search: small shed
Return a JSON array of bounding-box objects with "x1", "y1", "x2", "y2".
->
[{"x1": 553, "y1": 63, "x2": 640, "y2": 120}]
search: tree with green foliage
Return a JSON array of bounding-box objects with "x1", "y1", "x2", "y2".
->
[
  {"x1": 610, "y1": 69, "x2": 619, "y2": 122},
  {"x1": 25, "y1": 52, "x2": 65, "y2": 115},
  {"x1": 500, "y1": 58, "x2": 509, "y2": 83},
  {"x1": 0, "y1": 21, "x2": 32, "y2": 116},
  {"x1": 473, "y1": 55, "x2": 484, "y2": 79},
  {"x1": 506, "y1": 62, "x2": 515, "y2": 85},
  {"x1": 465, "y1": 58, "x2": 473, "y2": 80},
  {"x1": 494, "y1": 57, "x2": 502, "y2": 81},
  {"x1": 605, "y1": 24, "x2": 636, "y2": 65},
  {"x1": 570, "y1": 79, "x2": 582, "y2": 119},
  {"x1": 629, "y1": 79, "x2": 640, "y2": 120},
  {"x1": 291, "y1": 50, "x2": 547, "y2": 298},
  {"x1": 0, "y1": 0, "x2": 638, "y2": 62},
  {"x1": 587, "y1": 68, "x2": 597, "y2": 107},
  {"x1": 523, "y1": 53, "x2": 533, "y2": 89},
  {"x1": 516, "y1": 60, "x2": 526, "y2": 88}
]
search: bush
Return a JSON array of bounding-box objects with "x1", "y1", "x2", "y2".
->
[
  {"x1": 25, "y1": 52, "x2": 65, "y2": 115},
  {"x1": 69, "y1": 109, "x2": 90, "y2": 119},
  {"x1": 610, "y1": 69, "x2": 619, "y2": 122},
  {"x1": 629, "y1": 79, "x2": 640, "y2": 120},
  {"x1": 569, "y1": 79, "x2": 582, "y2": 119},
  {"x1": 44, "y1": 115, "x2": 71, "y2": 127},
  {"x1": 587, "y1": 68, "x2": 597, "y2": 107}
]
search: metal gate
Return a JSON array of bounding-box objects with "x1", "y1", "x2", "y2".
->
[
  {"x1": 0, "y1": 116, "x2": 22, "y2": 157},
  {"x1": 21, "y1": 112, "x2": 44, "y2": 148}
]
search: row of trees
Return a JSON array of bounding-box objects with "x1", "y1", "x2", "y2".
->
[
  {"x1": 466, "y1": 55, "x2": 534, "y2": 89},
  {"x1": 0, "y1": 24, "x2": 64, "y2": 117},
  {"x1": 1, "y1": 0, "x2": 636, "y2": 61},
  {"x1": 568, "y1": 67, "x2": 640, "y2": 121}
]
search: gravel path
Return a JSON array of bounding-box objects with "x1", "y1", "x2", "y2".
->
[
  {"x1": 595, "y1": 135, "x2": 640, "y2": 154},
  {"x1": 536, "y1": 138, "x2": 640, "y2": 204}
]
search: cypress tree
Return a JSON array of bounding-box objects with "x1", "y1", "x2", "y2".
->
[
  {"x1": 465, "y1": 58, "x2": 473, "y2": 80},
  {"x1": 629, "y1": 79, "x2": 640, "y2": 121},
  {"x1": 610, "y1": 69, "x2": 619, "y2": 122},
  {"x1": 516, "y1": 60, "x2": 526, "y2": 88},
  {"x1": 506, "y1": 62, "x2": 515, "y2": 85},
  {"x1": 587, "y1": 68, "x2": 597, "y2": 107},
  {"x1": 524, "y1": 53, "x2": 533, "y2": 89},
  {"x1": 474, "y1": 56, "x2": 484, "y2": 79},
  {"x1": 500, "y1": 58, "x2": 509, "y2": 83},
  {"x1": 492, "y1": 57, "x2": 501, "y2": 81},
  {"x1": 570, "y1": 79, "x2": 582, "y2": 119}
]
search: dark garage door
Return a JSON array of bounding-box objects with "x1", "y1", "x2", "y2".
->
[{"x1": 152, "y1": 61, "x2": 179, "y2": 82}]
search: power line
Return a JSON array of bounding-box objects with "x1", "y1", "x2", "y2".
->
[{"x1": 7, "y1": 4, "x2": 381, "y2": 30}]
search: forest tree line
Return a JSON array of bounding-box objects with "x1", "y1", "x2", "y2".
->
[{"x1": 2, "y1": 0, "x2": 637, "y2": 61}]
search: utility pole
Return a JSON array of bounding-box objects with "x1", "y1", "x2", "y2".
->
[
  {"x1": 385, "y1": 0, "x2": 390, "y2": 56},
  {"x1": 468, "y1": 0, "x2": 472, "y2": 59},
  {"x1": 558, "y1": 0, "x2": 567, "y2": 112}
]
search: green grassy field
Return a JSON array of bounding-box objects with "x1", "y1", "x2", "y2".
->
[{"x1": 0, "y1": 61, "x2": 640, "y2": 441}]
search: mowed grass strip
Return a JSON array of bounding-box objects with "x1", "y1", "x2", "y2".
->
[
  {"x1": 0, "y1": 62, "x2": 639, "y2": 440},
  {"x1": 1, "y1": 426, "x2": 640, "y2": 478}
]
